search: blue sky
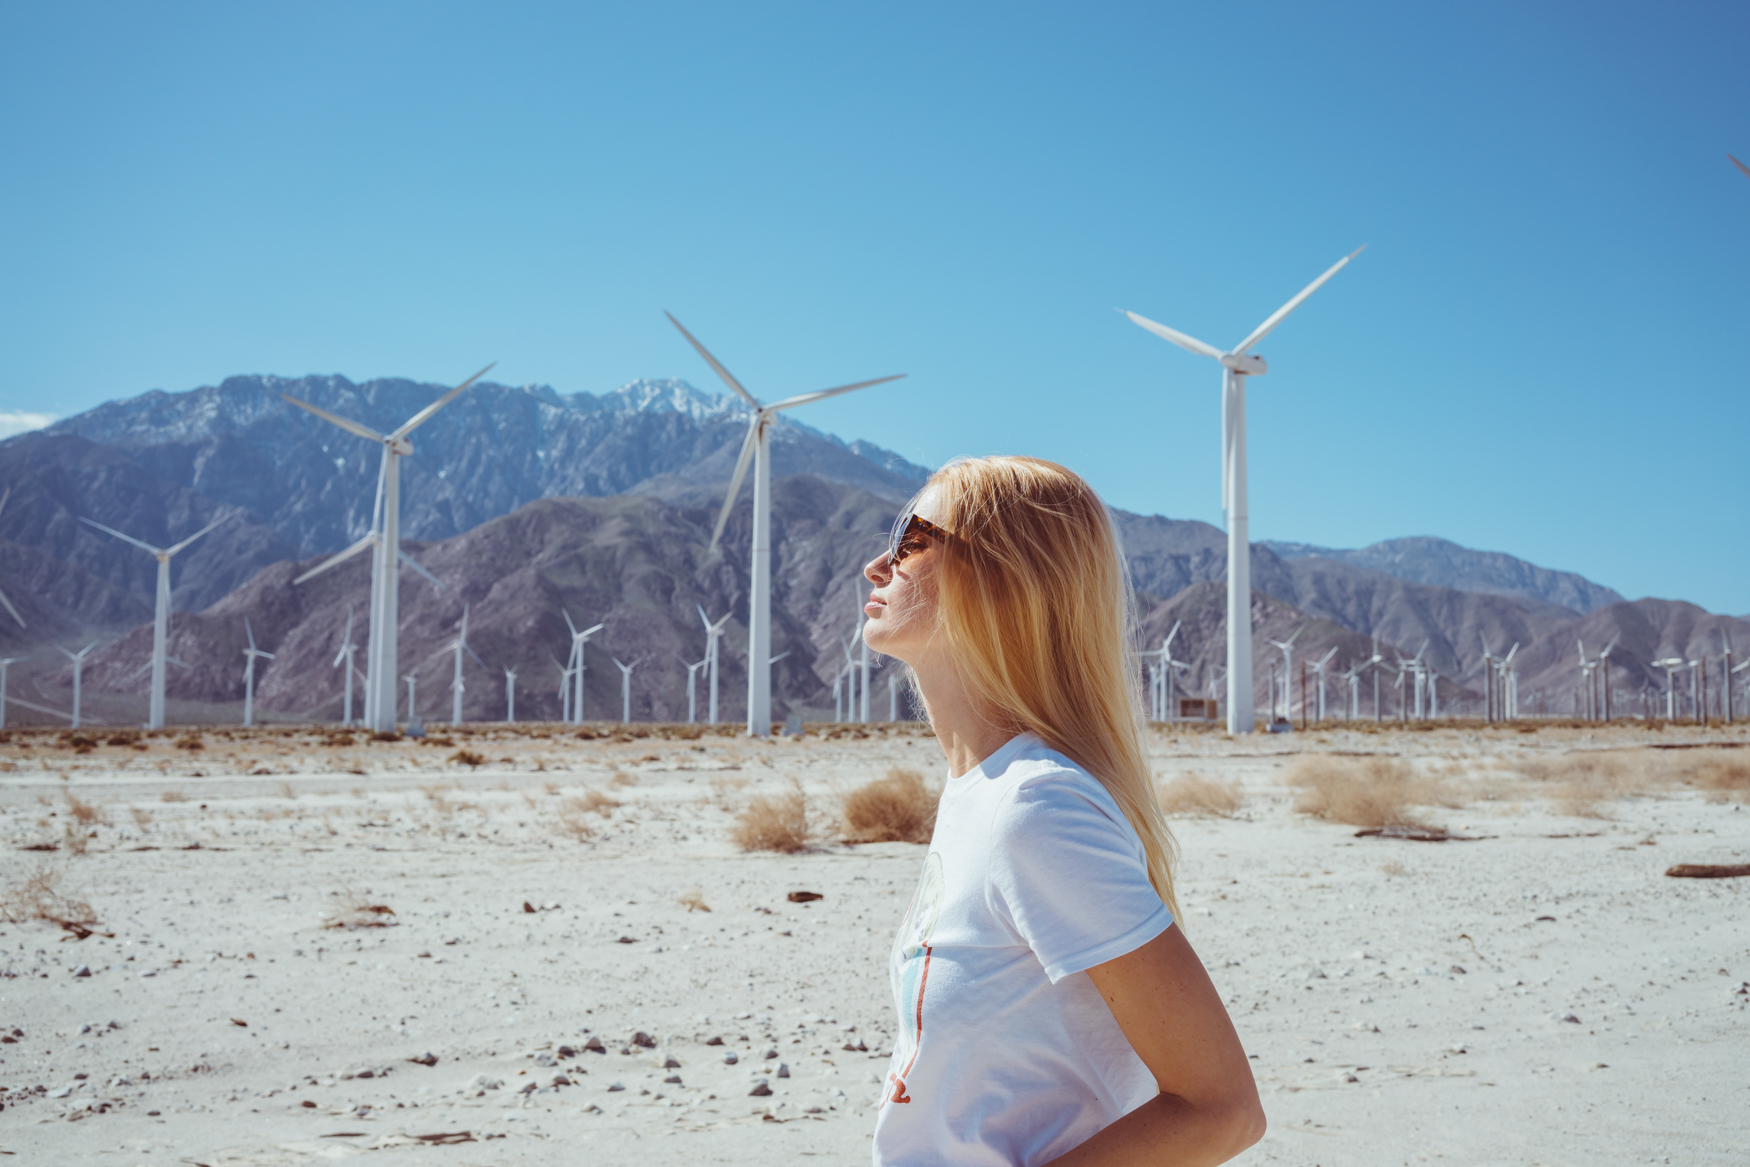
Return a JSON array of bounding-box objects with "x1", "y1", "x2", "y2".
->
[{"x1": 3, "y1": 2, "x2": 1747, "y2": 612}]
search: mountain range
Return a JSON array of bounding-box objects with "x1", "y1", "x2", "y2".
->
[{"x1": 2, "y1": 372, "x2": 1742, "y2": 724}]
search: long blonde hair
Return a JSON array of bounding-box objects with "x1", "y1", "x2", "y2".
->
[{"x1": 923, "y1": 455, "x2": 1180, "y2": 921}]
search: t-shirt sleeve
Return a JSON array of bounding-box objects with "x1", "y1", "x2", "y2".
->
[{"x1": 987, "y1": 771, "x2": 1174, "y2": 983}]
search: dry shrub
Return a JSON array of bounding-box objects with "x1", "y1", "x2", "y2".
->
[
  {"x1": 175, "y1": 735, "x2": 204, "y2": 752},
  {"x1": 843, "y1": 769, "x2": 939, "y2": 843},
  {"x1": 1286, "y1": 756, "x2": 1433, "y2": 829},
  {"x1": 1683, "y1": 751, "x2": 1750, "y2": 802},
  {"x1": 129, "y1": 806, "x2": 153, "y2": 829},
  {"x1": 554, "y1": 796, "x2": 596, "y2": 840},
  {"x1": 1517, "y1": 750, "x2": 1665, "y2": 815},
  {"x1": 678, "y1": 888, "x2": 711, "y2": 913},
  {"x1": 576, "y1": 789, "x2": 619, "y2": 816},
  {"x1": 65, "y1": 794, "x2": 106, "y2": 826},
  {"x1": 608, "y1": 771, "x2": 639, "y2": 789},
  {"x1": 0, "y1": 867, "x2": 96, "y2": 927},
  {"x1": 160, "y1": 790, "x2": 188, "y2": 803},
  {"x1": 733, "y1": 781, "x2": 810, "y2": 853},
  {"x1": 1380, "y1": 859, "x2": 1408, "y2": 877},
  {"x1": 1158, "y1": 772, "x2": 1245, "y2": 818},
  {"x1": 324, "y1": 889, "x2": 396, "y2": 929}
]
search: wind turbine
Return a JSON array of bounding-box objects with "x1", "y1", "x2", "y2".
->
[
  {"x1": 1124, "y1": 248, "x2": 1363, "y2": 734},
  {"x1": 1310, "y1": 646, "x2": 1338, "y2": 722},
  {"x1": 1265, "y1": 624, "x2": 1305, "y2": 724},
  {"x1": 561, "y1": 612, "x2": 605, "y2": 724},
  {"x1": 1723, "y1": 632, "x2": 1736, "y2": 724},
  {"x1": 666, "y1": 313, "x2": 904, "y2": 737},
  {"x1": 60, "y1": 642, "x2": 96, "y2": 729},
  {"x1": 889, "y1": 668, "x2": 902, "y2": 721},
  {"x1": 79, "y1": 510, "x2": 235, "y2": 730},
  {"x1": 0, "y1": 487, "x2": 26, "y2": 628},
  {"x1": 282, "y1": 364, "x2": 491, "y2": 733},
  {"x1": 445, "y1": 604, "x2": 486, "y2": 725},
  {"x1": 0, "y1": 655, "x2": 24, "y2": 729},
  {"x1": 1499, "y1": 643, "x2": 1519, "y2": 721},
  {"x1": 1652, "y1": 657, "x2": 1684, "y2": 720},
  {"x1": 504, "y1": 667, "x2": 518, "y2": 724},
  {"x1": 1597, "y1": 638, "x2": 1617, "y2": 721},
  {"x1": 241, "y1": 618, "x2": 275, "y2": 728},
  {"x1": 681, "y1": 655, "x2": 708, "y2": 724},
  {"x1": 697, "y1": 605, "x2": 731, "y2": 724},
  {"x1": 612, "y1": 657, "x2": 638, "y2": 724},
  {"x1": 333, "y1": 607, "x2": 359, "y2": 726}
]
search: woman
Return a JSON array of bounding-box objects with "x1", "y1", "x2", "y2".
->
[{"x1": 862, "y1": 456, "x2": 1265, "y2": 1167}]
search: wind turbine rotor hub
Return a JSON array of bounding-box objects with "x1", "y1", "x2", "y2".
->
[
  {"x1": 390, "y1": 437, "x2": 414, "y2": 456},
  {"x1": 1219, "y1": 353, "x2": 1268, "y2": 375}
]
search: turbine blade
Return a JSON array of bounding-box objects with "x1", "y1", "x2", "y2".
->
[
  {"x1": 1163, "y1": 620, "x2": 1181, "y2": 651},
  {"x1": 467, "y1": 644, "x2": 488, "y2": 670},
  {"x1": 1123, "y1": 311, "x2": 1224, "y2": 359},
  {"x1": 1732, "y1": 154, "x2": 1750, "y2": 181},
  {"x1": 392, "y1": 363, "x2": 496, "y2": 439},
  {"x1": 1231, "y1": 246, "x2": 1365, "y2": 356},
  {"x1": 165, "y1": 509, "x2": 238, "y2": 557},
  {"x1": 697, "y1": 604, "x2": 711, "y2": 632},
  {"x1": 709, "y1": 419, "x2": 759, "y2": 551},
  {"x1": 564, "y1": 608, "x2": 579, "y2": 637},
  {"x1": 281, "y1": 395, "x2": 386, "y2": 443},
  {"x1": 582, "y1": 623, "x2": 605, "y2": 638},
  {"x1": 766, "y1": 375, "x2": 906, "y2": 412},
  {"x1": 664, "y1": 312, "x2": 761, "y2": 409},
  {"x1": 0, "y1": 586, "x2": 24, "y2": 628},
  {"x1": 398, "y1": 549, "x2": 445, "y2": 589},
  {"x1": 79, "y1": 516, "x2": 164, "y2": 556},
  {"x1": 246, "y1": 617, "x2": 257, "y2": 651},
  {"x1": 0, "y1": 485, "x2": 8, "y2": 518},
  {"x1": 293, "y1": 533, "x2": 377, "y2": 584}
]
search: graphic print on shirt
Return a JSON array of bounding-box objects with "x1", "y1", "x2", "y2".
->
[{"x1": 886, "y1": 850, "x2": 943, "y2": 1106}]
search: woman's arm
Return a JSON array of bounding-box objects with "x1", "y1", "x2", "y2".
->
[{"x1": 1047, "y1": 924, "x2": 1265, "y2": 1166}]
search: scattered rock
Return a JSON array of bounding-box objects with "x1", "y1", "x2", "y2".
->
[
  {"x1": 301, "y1": 1100, "x2": 318, "y2": 1109},
  {"x1": 581, "y1": 1036, "x2": 606, "y2": 1053},
  {"x1": 777, "y1": 1063, "x2": 790, "y2": 1078},
  {"x1": 1666, "y1": 863, "x2": 1750, "y2": 879},
  {"x1": 523, "y1": 902, "x2": 536, "y2": 913},
  {"x1": 632, "y1": 1031, "x2": 656, "y2": 1048},
  {"x1": 73, "y1": 965, "x2": 91, "y2": 978},
  {"x1": 749, "y1": 1080, "x2": 772, "y2": 1097},
  {"x1": 842, "y1": 1039, "x2": 868, "y2": 1052},
  {"x1": 230, "y1": 1018, "x2": 247, "y2": 1027},
  {"x1": 553, "y1": 1074, "x2": 571, "y2": 1087},
  {"x1": 705, "y1": 1036, "x2": 724, "y2": 1046},
  {"x1": 615, "y1": 936, "x2": 636, "y2": 944},
  {"x1": 408, "y1": 1052, "x2": 438, "y2": 1067},
  {"x1": 722, "y1": 1051, "x2": 739, "y2": 1065},
  {"x1": 663, "y1": 1074, "x2": 682, "y2": 1085},
  {"x1": 787, "y1": 891, "x2": 824, "y2": 902},
  {"x1": 607, "y1": 1082, "x2": 626, "y2": 1092}
]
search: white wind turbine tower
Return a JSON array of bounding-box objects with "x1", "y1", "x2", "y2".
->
[
  {"x1": 1310, "y1": 647, "x2": 1337, "y2": 721},
  {"x1": 445, "y1": 605, "x2": 486, "y2": 725},
  {"x1": 403, "y1": 673, "x2": 419, "y2": 725},
  {"x1": 561, "y1": 612, "x2": 605, "y2": 724},
  {"x1": 1651, "y1": 657, "x2": 1684, "y2": 720},
  {"x1": 0, "y1": 487, "x2": 27, "y2": 629},
  {"x1": 80, "y1": 510, "x2": 235, "y2": 730},
  {"x1": 612, "y1": 657, "x2": 638, "y2": 724},
  {"x1": 241, "y1": 618, "x2": 275, "y2": 728},
  {"x1": 503, "y1": 667, "x2": 518, "y2": 724},
  {"x1": 1265, "y1": 624, "x2": 1305, "y2": 723},
  {"x1": 333, "y1": 607, "x2": 360, "y2": 726},
  {"x1": 283, "y1": 364, "x2": 491, "y2": 734},
  {"x1": 1124, "y1": 248, "x2": 1363, "y2": 734},
  {"x1": 697, "y1": 605, "x2": 731, "y2": 724},
  {"x1": 1340, "y1": 655, "x2": 1367, "y2": 720},
  {"x1": 681, "y1": 656, "x2": 708, "y2": 724},
  {"x1": 0, "y1": 655, "x2": 24, "y2": 728},
  {"x1": 60, "y1": 641, "x2": 96, "y2": 728},
  {"x1": 666, "y1": 313, "x2": 904, "y2": 737}
]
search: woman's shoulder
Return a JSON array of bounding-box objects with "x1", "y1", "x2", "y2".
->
[{"x1": 986, "y1": 735, "x2": 1128, "y2": 823}]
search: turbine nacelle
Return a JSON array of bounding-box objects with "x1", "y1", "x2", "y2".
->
[{"x1": 1219, "y1": 353, "x2": 1268, "y2": 375}]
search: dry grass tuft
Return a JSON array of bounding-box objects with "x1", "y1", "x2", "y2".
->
[
  {"x1": 1380, "y1": 859, "x2": 1409, "y2": 877},
  {"x1": 1683, "y1": 751, "x2": 1750, "y2": 802},
  {"x1": 1515, "y1": 750, "x2": 1670, "y2": 816},
  {"x1": 733, "y1": 781, "x2": 811, "y2": 853},
  {"x1": 449, "y1": 749, "x2": 485, "y2": 767},
  {"x1": 65, "y1": 794, "x2": 106, "y2": 826},
  {"x1": 1158, "y1": 772, "x2": 1245, "y2": 818},
  {"x1": 323, "y1": 889, "x2": 397, "y2": 929},
  {"x1": 1286, "y1": 755, "x2": 1436, "y2": 829},
  {"x1": 608, "y1": 771, "x2": 639, "y2": 789},
  {"x1": 678, "y1": 888, "x2": 712, "y2": 913},
  {"x1": 576, "y1": 789, "x2": 620, "y2": 816},
  {"x1": 554, "y1": 796, "x2": 597, "y2": 840},
  {"x1": 129, "y1": 806, "x2": 153, "y2": 829},
  {"x1": 160, "y1": 790, "x2": 188, "y2": 803},
  {"x1": 843, "y1": 769, "x2": 939, "y2": 843},
  {"x1": 0, "y1": 867, "x2": 97, "y2": 928}
]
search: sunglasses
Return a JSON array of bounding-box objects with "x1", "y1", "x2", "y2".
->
[{"x1": 887, "y1": 511, "x2": 949, "y2": 565}]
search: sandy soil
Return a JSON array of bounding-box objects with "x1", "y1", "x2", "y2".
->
[{"x1": 2, "y1": 721, "x2": 1747, "y2": 1165}]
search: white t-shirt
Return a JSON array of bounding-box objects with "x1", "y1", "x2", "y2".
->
[{"x1": 872, "y1": 733, "x2": 1174, "y2": 1167}]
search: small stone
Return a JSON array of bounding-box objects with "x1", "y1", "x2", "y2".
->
[
  {"x1": 663, "y1": 1055, "x2": 681, "y2": 1069},
  {"x1": 523, "y1": 902, "x2": 536, "y2": 913},
  {"x1": 763, "y1": 1048, "x2": 779, "y2": 1060},
  {"x1": 552, "y1": 1074, "x2": 571, "y2": 1087},
  {"x1": 557, "y1": 1045, "x2": 576, "y2": 1058},
  {"x1": 73, "y1": 966, "x2": 92, "y2": 978},
  {"x1": 582, "y1": 1036, "x2": 606, "y2": 1053},
  {"x1": 722, "y1": 1051, "x2": 739, "y2": 1065},
  {"x1": 534, "y1": 1053, "x2": 556, "y2": 1067},
  {"x1": 664, "y1": 1074, "x2": 682, "y2": 1085},
  {"x1": 615, "y1": 936, "x2": 636, "y2": 944},
  {"x1": 607, "y1": 1082, "x2": 626, "y2": 1092},
  {"x1": 632, "y1": 1032, "x2": 656, "y2": 1048},
  {"x1": 705, "y1": 1036, "x2": 724, "y2": 1046},
  {"x1": 301, "y1": 1099, "x2": 317, "y2": 1108},
  {"x1": 749, "y1": 1081, "x2": 772, "y2": 1097},
  {"x1": 408, "y1": 1052, "x2": 438, "y2": 1067},
  {"x1": 776, "y1": 1063, "x2": 789, "y2": 1079}
]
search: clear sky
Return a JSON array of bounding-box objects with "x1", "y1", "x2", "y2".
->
[{"x1": 3, "y1": 2, "x2": 1747, "y2": 612}]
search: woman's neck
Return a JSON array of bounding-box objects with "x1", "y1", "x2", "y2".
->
[{"x1": 913, "y1": 653, "x2": 1015, "y2": 778}]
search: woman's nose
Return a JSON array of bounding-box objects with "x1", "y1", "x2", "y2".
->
[{"x1": 864, "y1": 553, "x2": 892, "y2": 585}]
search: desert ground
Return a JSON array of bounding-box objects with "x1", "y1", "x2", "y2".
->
[{"x1": 2, "y1": 719, "x2": 1746, "y2": 1166}]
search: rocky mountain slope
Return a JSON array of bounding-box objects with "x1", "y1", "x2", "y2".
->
[{"x1": 1263, "y1": 535, "x2": 1624, "y2": 613}]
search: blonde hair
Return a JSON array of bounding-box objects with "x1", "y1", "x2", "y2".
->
[{"x1": 923, "y1": 455, "x2": 1180, "y2": 922}]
